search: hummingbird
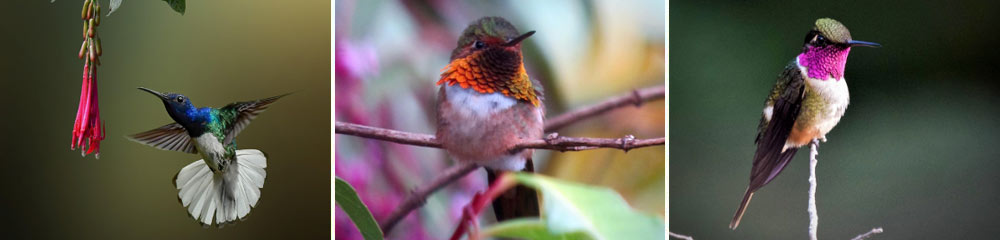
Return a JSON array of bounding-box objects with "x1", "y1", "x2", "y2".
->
[
  {"x1": 730, "y1": 18, "x2": 880, "y2": 229},
  {"x1": 436, "y1": 16, "x2": 543, "y2": 221},
  {"x1": 128, "y1": 87, "x2": 287, "y2": 226}
]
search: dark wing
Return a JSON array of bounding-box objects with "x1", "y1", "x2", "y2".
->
[
  {"x1": 220, "y1": 93, "x2": 289, "y2": 145},
  {"x1": 128, "y1": 123, "x2": 197, "y2": 154},
  {"x1": 748, "y1": 63, "x2": 805, "y2": 192}
]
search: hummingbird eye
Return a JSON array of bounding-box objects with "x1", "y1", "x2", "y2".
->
[
  {"x1": 811, "y1": 34, "x2": 831, "y2": 47},
  {"x1": 175, "y1": 96, "x2": 185, "y2": 103},
  {"x1": 473, "y1": 40, "x2": 485, "y2": 49}
]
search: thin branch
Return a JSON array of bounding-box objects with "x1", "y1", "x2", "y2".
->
[
  {"x1": 669, "y1": 231, "x2": 694, "y2": 240},
  {"x1": 850, "y1": 227, "x2": 884, "y2": 240},
  {"x1": 335, "y1": 122, "x2": 664, "y2": 152},
  {"x1": 544, "y1": 85, "x2": 665, "y2": 132},
  {"x1": 335, "y1": 122, "x2": 440, "y2": 148},
  {"x1": 808, "y1": 140, "x2": 819, "y2": 240},
  {"x1": 378, "y1": 162, "x2": 480, "y2": 234},
  {"x1": 341, "y1": 86, "x2": 666, "y2": 235}
]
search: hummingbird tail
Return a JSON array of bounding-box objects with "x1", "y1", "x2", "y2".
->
[
  {"x1": 486, "y1": 158, "x2": 540, "y2": 221},
  {"x1": 174, "y1": 149, "x2": 268, "y2": 226},
  {"x1": 730, "y1": 189, "x2": 754, "y2": 230}
]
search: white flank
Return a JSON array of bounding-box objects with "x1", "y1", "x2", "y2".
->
[
  {"x1": 483, "y1": 154, "x2": 528, "y2": 171},
  {"x1": 175, "y1": 149, "x2": 267, "y2": 226},
  {"x1": 762, "y1": 105, "x2": 774, "y2": 122}
]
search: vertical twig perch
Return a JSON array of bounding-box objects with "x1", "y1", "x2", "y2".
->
[
  {"x1": 807, "y1": 139, "x2": 885, "y2": 240},
  {"x1": 808, "y1": 139, "x2": 819, "y2": 240}
]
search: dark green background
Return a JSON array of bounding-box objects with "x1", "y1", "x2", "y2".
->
[
  {"x1": 0, "y1": 0, "x2": 329, "y2": 238},
  {"x1": 670, "y1": 0, "x2": 1000, "y2": 239}
]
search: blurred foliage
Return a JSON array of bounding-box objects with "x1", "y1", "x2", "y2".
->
[
  {"x1": 482, "y1": 173, "x2": 665, "y2": 239},
  {"x1": 670, "y1": 0, "x2": 1000, "y2": 239},
  {"x1": 335, "y1": 0, "x2": 664, "y2": 239},
  {"x1": 335, "y1": 178, "x2": 383, "y2": 240}
]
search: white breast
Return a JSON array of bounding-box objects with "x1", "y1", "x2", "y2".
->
[
  {"x1": 192, "y1": 133, "x2": 227, "y2": 172},
  {"x1": 797, "y1": 60, "x2": 850, "y2": 136},
  {"x1": 444, "y1": 84, "x2": 517, "y2": 118}
]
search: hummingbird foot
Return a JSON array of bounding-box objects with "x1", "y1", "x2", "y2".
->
[{"x1": 819, "y1": 135, "x2": 828, "y2": 142}]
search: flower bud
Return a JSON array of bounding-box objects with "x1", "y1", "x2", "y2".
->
[
  {"x1": 88, "y1": 19, "x2": 95, "y2": 38},
  {"x1": 81, "y1": 0, "x2": 91, "y2": 20},
  {"x1": 95, "y1": 38, "x2": 102, "y2": 56},
  {"x1": 78, "y1": 39, "x2": 88, "y2": 59},
  {"x1": 89, "y1": 40, "x2": 96, "y2": 62}
]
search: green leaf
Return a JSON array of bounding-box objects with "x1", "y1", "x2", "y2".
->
[
  {"x1": 511, "y1": 173, "x2": 665, "y2": 240},
  {"x1": 481, "y1": 218, "x2": 593, "y2": 240},
  {"x1": 335, "y1": 177, "x2": 384, "y2": 240},
  {"x1": 162, "y1": 0, "x2": 184, "y2": 15}
]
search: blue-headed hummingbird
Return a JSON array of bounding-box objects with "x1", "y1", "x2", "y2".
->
[{"x1": 129, "y1": 87, "x2": 287, "y2": 226}]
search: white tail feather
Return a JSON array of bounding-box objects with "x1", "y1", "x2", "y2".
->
[{"x1": 175, "y1": 149, "x2": 268, "y2": 226}]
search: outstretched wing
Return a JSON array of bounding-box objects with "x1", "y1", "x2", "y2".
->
[
  {"x1": 220, "y1": 93, "x2": 289, "y2": 145},
  {"x1": 128, "y1": 123, "x2": 197, "y2": 154},
  {"x1": 748, "y1": 62, "x2": 806, "y2": 192}
]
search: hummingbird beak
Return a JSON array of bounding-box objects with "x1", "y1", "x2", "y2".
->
[
  {"x1": 847, "y1": 40, "x2": 881, "y2": 48},
  {"x1": 137, "y1": 87, "x2": 168, "y2": 101},
  {"x1": 503, "y1": 30, "x2": 536, "y2": 47}
]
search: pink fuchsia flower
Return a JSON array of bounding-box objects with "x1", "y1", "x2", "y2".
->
[{"x1": 71, "y1": 61, "x2": 104, "y2": 158}]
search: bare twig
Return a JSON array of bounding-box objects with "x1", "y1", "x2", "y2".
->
[
  {"x1": 669, "y1": 231, "x2": 695, "y2": 240},
  {"x1": 378, "y1": 162, "x2": 480, "y2": 234},
  {"x1": 808, "y1": 140, "x2": 819, "y2": 240},
  {"x1": 544, "y1": 85, "x2": 665, "y2": 132},
  {"x1": 335, "y1": 122, "x2": 440, "y2": 148},
  {"x1": 335, "y1": 122, "x2": 664, "y2": 152},
  {"x1": 850, "y1": 227, "x2": 884, "y2": 240}
]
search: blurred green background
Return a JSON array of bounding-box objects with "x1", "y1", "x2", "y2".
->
[
  {"x1": 0, "y1": 0, "x2": 329, "y2": 238},
  {"x1": 335, "y1": 0, "x2": 663, "y2": 239},
  {"x1": 670, "y1": 0, "x2": 1000, "y2": 239}
]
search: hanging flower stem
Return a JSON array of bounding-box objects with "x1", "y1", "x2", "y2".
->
[{"x1": 71, "y1": 0, "x2": 105, "y2": 158}]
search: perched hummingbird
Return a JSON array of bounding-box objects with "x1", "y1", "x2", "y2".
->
[
  {"x1": 730, "y1": 18, "x2": 880, "y2": 229},
  {"x1": 128, "y1": 87, "x2": 287, "y2": 226},
  {"x1": 436, "y1": 16, "x2": 543, "y2": 220}
]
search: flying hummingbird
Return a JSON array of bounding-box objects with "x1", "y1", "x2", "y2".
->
[
  {"x1": 730, "y1": 18, "x2": 880, "y2": 229},
  {"x1": 128, "y1": 87, "x2": 287, "y2": 226},
  {"x1": 436, "y1": 16, "x2": 543, "y2": 220}
]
